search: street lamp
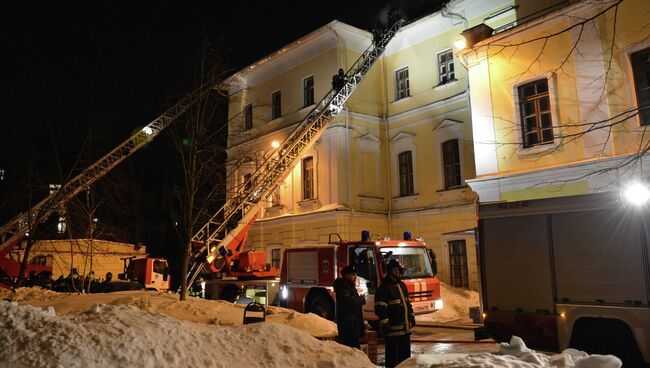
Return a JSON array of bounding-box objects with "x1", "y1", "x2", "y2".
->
[
  {"x1": 623, "y1": 182, "x2": 650, "y2": 206},
  {"x1": 271, "y1": 140, "x2": 280, "y2": 149}
]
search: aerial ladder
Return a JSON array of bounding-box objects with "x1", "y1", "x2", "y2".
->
[
  {"x1": 0, "y1": 82, "x2": 215, "y2": 279},
  {"x1": 187, "y1": 19, "x2": 404, "y2": 286}
]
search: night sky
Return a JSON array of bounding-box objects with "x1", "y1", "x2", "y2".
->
[{"x1": 0, "y1": 1, "x2": 443, "y2": 268}]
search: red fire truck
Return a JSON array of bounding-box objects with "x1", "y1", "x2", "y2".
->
[{"x1": 279, "y1": 231, "x2": 441, "y2": 322}]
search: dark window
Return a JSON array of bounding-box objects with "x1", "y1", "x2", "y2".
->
[
  {"x1": 303, "y1": 76, "x2": 314, "y2": 107},
  {"x1": 449, "y1": 240, "x2": 468, "y2": 288},
  {"x1": 437, "y1": 49, "x2": 455, "y2": 84},
  {"x1": 395, "y1": 67, "x2": 410, "y2": 100},
  {"x1": 272, "y1": 91, "x2": 282, "y2": 120},
  {"x1": 271, "y1": 249, "x2": 281, "y2": 269},
  {"x1": 243, "y1": 103, "x2": 253, "y2": 130},
  {"x1": 271, "y1": 187, "x2": 281, "y2": 206},
  {"x1": 442, "y1": 139, "x2": 462, "y2": 189},
  {"x1": 398, "y1": 151, "x2": 414, "y2": 196},
  {"x1": 243, "y1": 173, "x2": 252, "y2": 192},
  {"x1": 303, "y1": 157, "x2": 314, "y2": 199},
  {"x1": 632, "y1": 48, "x2": 650, "y2": 126},
  {"x1": 518, "y1": 79, "x2": 553, "y2": 148}
]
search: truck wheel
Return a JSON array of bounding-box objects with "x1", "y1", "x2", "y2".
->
[
  {"x1": 309, "y1": 294, "x2": 334, "y2": 321},
  {"x1": 570, "y1": 317, "x2": 644, "y2": 367}
]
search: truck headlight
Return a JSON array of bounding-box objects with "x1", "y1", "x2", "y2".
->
[
  {"x1": 434, "y1": 299, "x2": 443, "y2": 310},
  {"x1": 281, "y1": 286, "x2": 288, "y2": 299}
]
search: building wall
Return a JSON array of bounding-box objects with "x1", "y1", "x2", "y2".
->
[
  {"x1": 15, "y1": 239, "x2": 147, "y2": 280},
  {"x1": 223, "y1": 0, "x2": 515, "y2": 290},
  {"x1": 464, "y1": 0, "x2": 650, "y2": 202}
]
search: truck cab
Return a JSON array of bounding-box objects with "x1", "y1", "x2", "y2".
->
[{"x1": 279, "y1": 231, "x2": 441, "y2": 322}]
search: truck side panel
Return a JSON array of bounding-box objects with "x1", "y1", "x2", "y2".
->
[
  {"x1": 482, "y1": 215, "x2": 555, "y2": 312},
  {"x1": 552, "y1": 209, "x2": 648, "y2": 305}
]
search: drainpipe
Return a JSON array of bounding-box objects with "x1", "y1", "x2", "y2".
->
[
  {"x1": 382, "y1": 53, "x2": 393, "y2": 239},
  {"x1": 330, "y1": 24, "x2": 354, "y2": 239}
]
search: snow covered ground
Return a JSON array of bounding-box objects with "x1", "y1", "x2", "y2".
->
[
  {"x1": 0, "y1": 287, "x2": 624, "y2": 368},
  {"x1": 397, "y1": 336, "x2": 622, "y2": 368},
  {"x1": 416, "y1": 282, "x2": 479, "y2": 324}
]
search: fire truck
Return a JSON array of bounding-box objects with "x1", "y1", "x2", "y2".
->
[
  {"x1": 478, "y1": 192, "x2": 650, "y2": 366},
  {"x1": 278, "y1": 231, "x2": 441, "y2": 322},
  {"x1": 118, "y1": 256, "x2": 171, "y2": 291}
]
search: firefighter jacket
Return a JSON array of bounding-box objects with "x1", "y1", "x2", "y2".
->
[
  {"x1": 333, "y1": 277, "x2": 366, "y2": 344},
  {"x1": 374, "y1": 276, "x2": 415, "y2": 337}
]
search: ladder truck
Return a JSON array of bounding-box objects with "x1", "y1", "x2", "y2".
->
[
  {"x1": 187, "y1": 19, "x2": 405, "y2": 301},
  {"x1": 0, "y1": 82, "x2": 215, "y2": 284}
]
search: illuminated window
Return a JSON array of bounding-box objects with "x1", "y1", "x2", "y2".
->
[
  {"x1": 303, "y1": 76, "x2": 314, "y2": 107},
  {"x1": 632, "y1": 48, "x2": 650, "y2": 126},
  {"x1": 271, "y1": 91, "x2": 282, "y2": 120},
  {"x1": 243, "y1": 104, "x2": 253, "y2": 130},
  {"x1": 302, "y1": 157, "x2": 314, "y2": 200},
  {"x1": 49, "y1": 184, "x2": 61, "y2": 195},
  {"x1": 398, "y1": 151, "x2": 414, "y2": 196},
  {"x1": 442, "y1": 139, "x2": 461, "y2": 189},
  {"x1": 519, "y1": 79, "x2": 553, "y2": 148},
  {"x1": 437, "y1": 49, "x2": 455, "y2": 85},
  {"x1": 57, "y1": 216, "x2": 66, "y2": 234},
  {"x1": 395, "y1": 67, "x2": 410, "y2": 100},
  {"x1": 0, "y1": 169, "x2": 4, "y2": 181}
]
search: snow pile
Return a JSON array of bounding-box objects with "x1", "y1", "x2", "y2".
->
[
  {"x1": 1, "y1": 288, "x2": 337, "y2": 338},
  {"x1": 416, "y1": 282, "x2": 479, "y2": 324},
  {"x1": 0, "y1": 300, "x2": 373, "y2": 368},
  {"x1": 397, "y1": 336, "x2": 622, "y2": 368}
]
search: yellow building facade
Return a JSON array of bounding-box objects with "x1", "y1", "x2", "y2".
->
[
  {"x1": 462, "y1": 0, "x2": 650, "y2": 202},
  {"x1": 224, "y1": 0, "x2": 515, "y2": 290}
]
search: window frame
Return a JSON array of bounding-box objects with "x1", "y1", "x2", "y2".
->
[
  {"x1": 437, "y1": 49, "x2": 455, "y2": 85},
  {"x1": 448, "y1": 239, "x2": 469, "y2": 288},
  {"x1": 271, "y1": 248, "x2": 281, "y2": 269},
  {"x1": 303, "y1": 76, "x2": 314, "y2": 107},
  {"x1": 442, "y1": 139, "x2": 462, "y2": 189},
  {"x1": 398, "y1": 151, "x2": 414, "y2": 197},
  {"x1": 302, "y1": 156, "x2": 315, "y2": 200},
  {"x1": 243, "y1": 103, "x2": 253, "y2": 131},
  {"x1": 395, "y1": 67, "x2": 410, "y2": 101},
  {"x1": 631, "y1": 47, "x2": 650, "y2": 126},
  {"x1": 518, "y1": 79, "x2": 554, "y2": 149},
  {"x1": 271, "y1": 90, "x2": 282, "y2": 120}
]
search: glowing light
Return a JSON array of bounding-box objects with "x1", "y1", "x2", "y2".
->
[
  {"x1": 271, "y1": 141, "x2": 280, "y2": 149},
  {"x1": 397, "y1": 242, "x2": 407, "y2": 247},
  {"x1": 560, "y1": 312, "x2": 566, "y2": 319},
  {"x1": 434, "y1": 299, "x2": 444, "y2": 310},
  {"x1": 142, "y1": 126, "x2": 153, "y2": 135},
  {"x1": 623, "y1": 182, "x2": 650, "y2": 206},
  {"x1": 482, "y1": 312, "x2": 487, "y2": 319},
  {"x1": 454, "y1": 37, "x2": 467, "y2": 50},
  {"x1": 281, "y1": 286, "x2": 288, "y2": 299}
]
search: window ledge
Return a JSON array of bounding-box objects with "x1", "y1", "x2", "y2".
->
[
  {"x1": 392, "y1": 193, "x2": 419, "y2": 200},
  {"x1": 298, "y1": 198, "x2": 319, "y2": 206},
  {"x1": 433, "y1": 79, "x2": 459, "y2": 89},
  {"x1": 391, "y1": 96, "x2": 412, "y2": 104},
  {"x1": 517, "y1": 141, "x2": 558, "y2": 156},
  {"x1": 436, "y1": 185, "x2": 468, "y2": 193},
  {"x1": 299, "y1": 104, "x2": 315, "y2": 113},
  {"x1": 358, "y1": 195, "x2": 384, "y2": 200},
  {"x1": 268, "y1": 116, "x2": 284, "y2": 124}
]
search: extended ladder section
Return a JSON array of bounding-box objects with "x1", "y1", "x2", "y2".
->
[
  {"x1": 187, "y1": 19, "x2": 404, "y2": 284},
  {"x1": 0, "y1": 83, "x2": 214, "y2": 257}
]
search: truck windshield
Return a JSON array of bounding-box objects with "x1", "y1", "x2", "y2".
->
[{"x1": 381, "y1": 247, "x2": 433, "y2": 279}]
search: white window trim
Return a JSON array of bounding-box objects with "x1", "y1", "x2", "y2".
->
[
  {"x1": 433, "y1": 119, "x2": 465, "y2": 191},
  {"x1": 390, "y1": 132, "x2": 417, "y2": 198},
  {"x1": 512, "y1": 73, "x2": 562, "y2": 156},
  {"x1": 394, "y1": 66, "x2": 410, "y2": 101},
  {"x1": 436, "y1": 48, "x2": 456, "y2": 86}
]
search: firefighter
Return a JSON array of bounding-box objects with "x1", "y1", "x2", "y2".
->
[
  {"x1": 333, "y1": 265, "x2": 366, "y2": 349},
  {"x1": 375, "y1": 259, "x2": 415, "y2": 368}
]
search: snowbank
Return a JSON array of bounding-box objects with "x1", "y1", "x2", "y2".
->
[
  {"x1": 415, "y1": 282, "x2": 479, "y2": 324},
  {"x1": 0, "y1": 300, "x2": 373, "y2": 368},
  {"x1": 397, "y1": 336, "x2": 622, "y2": 368},
  {"x1": 0, "y1": 287, "x2": 337, "y2": 338}
]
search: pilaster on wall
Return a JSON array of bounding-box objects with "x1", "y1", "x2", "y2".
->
[{"x1": 468, "y1": 53, "x2": 499, "y2": 177}]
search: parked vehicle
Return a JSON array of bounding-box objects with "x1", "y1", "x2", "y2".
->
[
  {"x1": 478, "y1": 192, "x2": 649, "y2": 365},
  {"x1": 118, "y1": 257, "x2": 170, "y2": 291},
  {"x1": 279, "y1": 231, "x2": 441, "y2": 323}
]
